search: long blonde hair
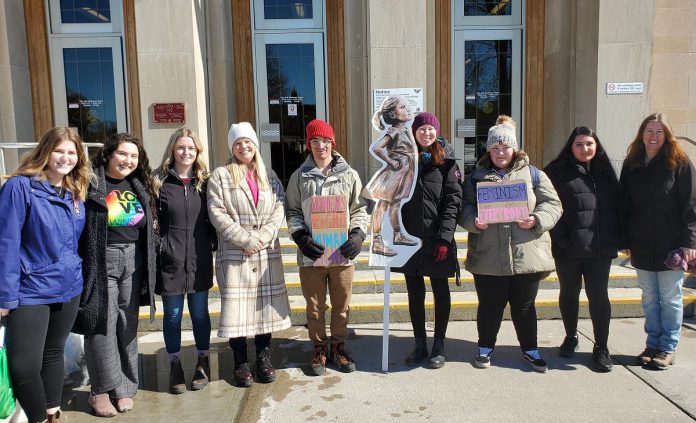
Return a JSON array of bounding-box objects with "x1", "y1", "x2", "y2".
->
[
  {"x1": 226, "y1": 142, "x2": 270, "y2": 191},
  {"x1": 152, "y1": 127, "x2": 209, "y2": 196},
  {"x1": 13, "y1": 126, "x2": 91, "y2": 201}
]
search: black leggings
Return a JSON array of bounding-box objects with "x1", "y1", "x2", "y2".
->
[
  {"x1": 555, "y1": 258, "x2": 611, "y2": 347},
  {"x1": 229, "y1": 333, "x2": 272, "y2": 354},
  {"x1": 405, "y1": 274, "x2": 451, "y2": 339},
  {"x1": 474, "y1": 273, "x2": 542, "y2": 351},
  {"x1": 5, "y1": 295, "x2": 80, "y2": 423}
]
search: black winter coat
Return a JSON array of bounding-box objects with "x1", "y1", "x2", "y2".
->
[
  {"x1": 155, "y1": 171, "x2": 215, "y2": 296},
  {"x1": 545, "y1": 159, "x2": 621, "y2": 260},
  {"x1": 73, "y1": 165, "x2": 157, "y2": 336},
  {"x1": 620, "y1": 153, "x2": 696, "y2": 271},
  {"x1": 392, "y1": 139, "x2": 463, "y2": 278}
]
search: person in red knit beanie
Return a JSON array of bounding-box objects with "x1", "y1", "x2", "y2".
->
[{"x1": 286, "y1": 119, "x2": 368, "y2": 376}]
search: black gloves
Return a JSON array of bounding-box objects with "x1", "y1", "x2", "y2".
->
[
  {"x1": 291, "y1": 229, "x2": 325, "y2": 260},
  {"x1": 339, "y1": 228, "x2": 366, "y2": 260}
]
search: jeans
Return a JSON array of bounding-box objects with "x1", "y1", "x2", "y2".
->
[
  {"x1": 162, "y1": 290, "x2": 211, "y2": 353},
  {"x1": 636, "y1": 269, "x2": 683, "y2": 353}
]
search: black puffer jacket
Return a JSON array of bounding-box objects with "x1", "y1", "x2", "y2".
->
[
  {"x1": 73, "y1": 165, "x2": 157, "y2": 336},
  {"x1": 545, "y1": 159, "x2": 621, "y2": 260},
  {"x1": 155, "y1": 170, "x2": 215, "y2": 296},
  {"x1": 392, "y1": 139, "x2": 463, "y2": 278},
  {"x1": 620, "y1": 153, "x2": 696, "y2": 271}
]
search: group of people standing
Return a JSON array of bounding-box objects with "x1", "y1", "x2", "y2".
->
[{"x1": 0, "y1": 106, "x2": 693, "y2": 422}]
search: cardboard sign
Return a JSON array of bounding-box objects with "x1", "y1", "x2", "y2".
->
[
  {"x1": 477, "y1": 179, "x2": 530, "y2": 224},
  {"x1": 310, "y1": 195, "x2": 349, "y2": 267}
]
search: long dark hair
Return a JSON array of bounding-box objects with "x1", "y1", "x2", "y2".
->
[
  {"x1": 623, "y1": 113, "x2": 688, "y2": 171},
  {"x1": 546, "y1": 126, "x2": 613, "y2": 171},
  {"x1": 418, "y1": 138, "x2": 445, "y2": 165}
]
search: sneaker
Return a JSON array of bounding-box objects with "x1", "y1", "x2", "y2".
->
[
  {"x1": 559, "y1": 335, "x2": 579, "y2": 358},
  {"x1": 650, "y1": 351, "x2": 675, "y2": 370},
  {"x1": 474, "y1": 354, "x2": 491, "y2": 369},
  {"x1": 522, "y1": 351, "x2": 548, "y2": 372},
  {"x1": 310, "y1": 344, "x2": 327, "y2": 376},
  {"x1": 592, "y1": 345, "x2": 613, "y2": 372},
  {"x1": 637, "y1": 347, "x2": 657, "y2": 366},
  {"x1": 330, "y1": 343, "x2": 356, "y2": 373}
]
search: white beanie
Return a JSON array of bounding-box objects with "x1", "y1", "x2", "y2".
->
[
  {"x1": 227, "y1": 122, "x2": 259, "y2": 153},
  {"x1": 486, "y1": 115, "x2": 518, "y2": 151}
]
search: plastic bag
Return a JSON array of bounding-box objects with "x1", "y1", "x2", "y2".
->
[{"x1": 0, "y1": 324, "x2": 16, "y2": 419}]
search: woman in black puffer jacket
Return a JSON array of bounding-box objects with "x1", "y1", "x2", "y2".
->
[
  {"x1": 392, "y1": 112, "x2": 463, "y2": 369},
  {"x1": 545, "y1": 126, "x2": 621, "y2": 372}
]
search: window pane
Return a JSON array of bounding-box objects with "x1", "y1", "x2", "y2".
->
[
  {"x1": 263, "y1": 0, "x2": 313, "y2": 20},
  {"x1": 59, "y1": 0, "x2": 112, "y2": 24},
  {"x1": 63, "y1": 47, "x2": 118, "y2": 143},
  {"x1": 463, "y1": 0, "x2": 512, "y2": 17}
]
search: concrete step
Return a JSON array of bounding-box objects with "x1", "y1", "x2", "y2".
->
[{"x1": 136, "y1": 286, "x2": 696, "y2": 331}]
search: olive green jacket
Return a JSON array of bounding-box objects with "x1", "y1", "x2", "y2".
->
[{"x1": 459, "y1": 154, "x2": 562, "y2": 276}]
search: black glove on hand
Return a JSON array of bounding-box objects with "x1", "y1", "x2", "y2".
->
[
  {"x1": 291, "y1": 229, "x2": 325, "y2": 260},
  {"x1": 339, "y1": 228, "x2": 366, "y2": 260}
]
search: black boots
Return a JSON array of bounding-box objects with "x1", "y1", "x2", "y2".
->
[
  {"x1": 429, "y1": 338, "x2": 446, "y2": 369},
  {"x1": 191, "y1": 353, "x2": 210, "y2": 390},
  {"x1": 405, "y1": 338, "x2": 429, "y2": 366},
  {"x1": 256, "y1": 347, "x2": 276, "y2": 383},
  {"x1": 169, "y1": 357, "x2": 186, "y2": 394},
  {"x1": 233, "y1": 350, "x2": 253, "y2": 387}
]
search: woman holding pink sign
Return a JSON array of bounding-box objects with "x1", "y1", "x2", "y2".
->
[{"x1": 460, "y1": 115, "x2": 562, "y2": 372}]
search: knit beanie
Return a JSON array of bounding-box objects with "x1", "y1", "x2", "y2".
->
[
  {"x1": 486, "y1": 115, "x2": 518, "y2": 151},
  {"x1": 305, "y1": 119, "x2": 336, "y2": 151},
  {"x1": 228, "y1": 122, "x2": 259, "y2": 153},
  {"x1": 411, "y1": 112, "x2": 440, "y2": 138}
]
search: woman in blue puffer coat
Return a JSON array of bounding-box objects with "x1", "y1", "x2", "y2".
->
[{"x1": 0, "y1": 127, "x2": 90, "y2": 423}]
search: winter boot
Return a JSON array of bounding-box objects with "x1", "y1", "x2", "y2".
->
[{"x1": 405, "y1": 337, "x2": 428, "y2": 366}]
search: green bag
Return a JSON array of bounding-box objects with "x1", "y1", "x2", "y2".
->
[{"x1": 0, "y1": 325, "x2": 16, "y2": 419}]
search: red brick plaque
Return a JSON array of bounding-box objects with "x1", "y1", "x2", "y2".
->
[{"x1": 152, "y1": 103, "x2": 185, "y2": 123}]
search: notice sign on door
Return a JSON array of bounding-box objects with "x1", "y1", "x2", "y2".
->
[
  {"x1": 606, "y1": 82, "x2": 644, "y2": 95},
  {"x1": 287, "y1": 103, "x2": 298, "y2": 116},
  {"x1": 477, "y1": 180, "x2": 530, "y2": 224},
  {"x1": 311, "y1": 195, "x2": 349, "y2": 267}
]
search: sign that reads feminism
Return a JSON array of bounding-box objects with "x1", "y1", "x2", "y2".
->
[
  {"x1": 311, "y1": 195, "x2": 349, "y2": 267},
  {"x1": 477, "y1": 180, "x2": 530, "y2": 224}
]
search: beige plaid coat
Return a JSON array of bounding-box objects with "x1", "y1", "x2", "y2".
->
[{"x1": 207, "y1": 165, "x2": 291, "y2": 338}]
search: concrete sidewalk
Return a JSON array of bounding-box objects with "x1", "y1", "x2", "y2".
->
[{"x1": 61, "y1": 317, "x2": 696, "y2": 422}]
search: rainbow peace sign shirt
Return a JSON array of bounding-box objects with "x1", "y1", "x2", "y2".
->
[{"x1": 105, "y1": 176, "x2": 146, "y2": 244}]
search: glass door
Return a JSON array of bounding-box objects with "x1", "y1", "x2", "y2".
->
[
  {"x1": 453, "y1": 29, "x2": 521, "y2": 175},
  {"x1": 50, "y1": 36, "x2": 127, "y2": 143},
  {"x1": 254, "y1": 32, "x2": 327, "y2": 186}
]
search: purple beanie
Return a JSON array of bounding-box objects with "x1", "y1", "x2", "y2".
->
[{"x1": 411, "y1": 112, "x2": 441, "y2": 137}]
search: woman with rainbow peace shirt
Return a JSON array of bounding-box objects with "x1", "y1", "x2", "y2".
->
[{"x1": 74, "y1": 133, "x2": 157, "y2": 417}]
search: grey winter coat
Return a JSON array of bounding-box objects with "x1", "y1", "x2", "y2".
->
[{"x1": 459, "y1": 154, "x2": 562, "y2": 276}]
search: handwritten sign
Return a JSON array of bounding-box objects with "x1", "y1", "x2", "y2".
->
[
  {"x1": 477, "y1": 179, "x2": 530, "y2": 224},
  {"x1": 311, "y1": 195, "x2": 349, "y2": 267}
]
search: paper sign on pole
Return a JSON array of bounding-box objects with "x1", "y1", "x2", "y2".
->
[
  {"x1": 310, "y1": 195, "x2": 349, "y2": 267},
  {"x1": 476, "y1": 180, "x2": 530, "y2": 224}
]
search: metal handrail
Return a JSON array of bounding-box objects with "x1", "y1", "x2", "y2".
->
[{"x1": 0, "y1": 142, "x2": 103, "y2": 182}]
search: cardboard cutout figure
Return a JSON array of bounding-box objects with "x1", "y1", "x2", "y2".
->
[{"x1": 365, "y1": 96, "x2": 421, "y2": 268}]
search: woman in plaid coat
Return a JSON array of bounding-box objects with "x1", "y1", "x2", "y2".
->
[{"x1": 207, "y1": 122, "x2": 291, "y2": 387}]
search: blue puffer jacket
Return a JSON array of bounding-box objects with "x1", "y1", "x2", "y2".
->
[{"x1": 0, "y1": 175, "x2": 85, "y2": 308}]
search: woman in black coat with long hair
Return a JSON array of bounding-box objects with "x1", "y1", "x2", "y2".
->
[
  {"x1": 391, "y1": 112, "x2": 462, "y2": 369},
  {"x1": 544, "y1": 126, "x2": 621, "y2": 372}
]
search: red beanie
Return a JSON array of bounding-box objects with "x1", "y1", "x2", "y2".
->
[{"x1": 305, "y1": 119, "x2": 336, "y2": 151}]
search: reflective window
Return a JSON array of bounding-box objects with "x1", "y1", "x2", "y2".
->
[
  {"x1": 59, "y1": 0, "x2": 112, "y2": 24},
  {"x1": 264, "y1": 0, "x2": 313, "y2": 20},
  {"x1": 463, "y1": 0, "x2": 512, "y2": 17},
  {"x1": 63, "y1": 47, "x2": 118, "y2": 143},
  {"x1": 463, "y1": 39, "x2": 512, "y2": 173},
  {"x1": 266, "y1": 43, "x2": 317, "y2": 185}
]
